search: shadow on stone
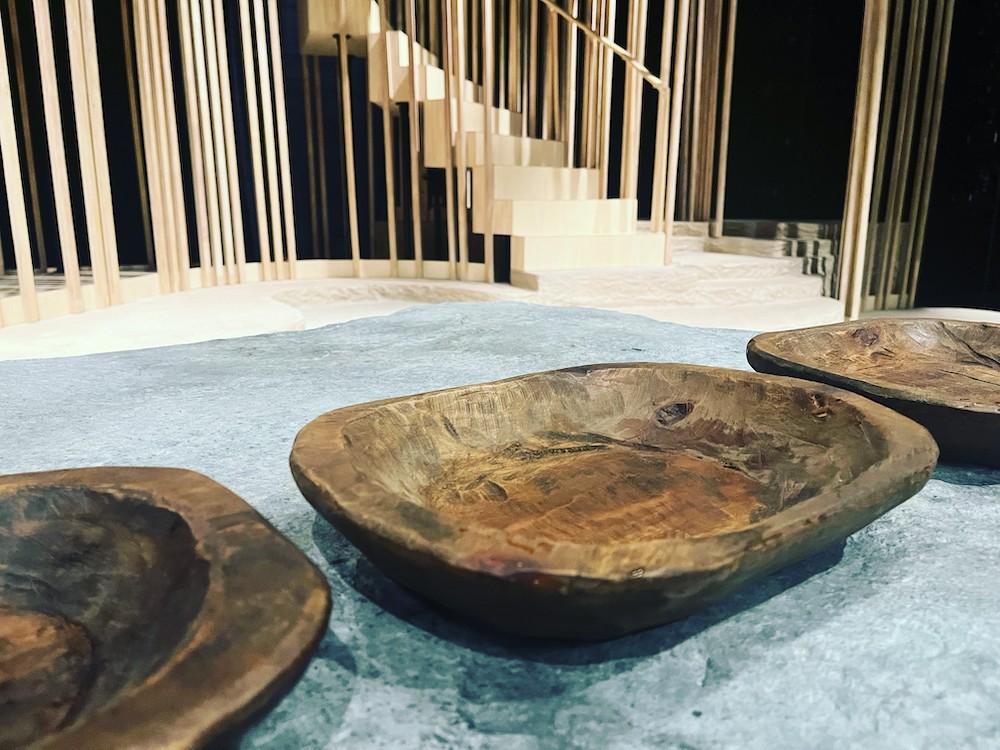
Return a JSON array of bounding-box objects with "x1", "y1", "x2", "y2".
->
[{"x1": 933, "y1": 463, "x2": 1000, "y2": 487}]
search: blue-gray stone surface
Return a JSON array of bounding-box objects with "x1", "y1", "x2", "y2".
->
[{"x1": 1, "y1": 302, "x2": 998, "y2": 749}]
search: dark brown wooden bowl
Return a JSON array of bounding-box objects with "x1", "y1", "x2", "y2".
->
[
  {"x1": 748, "y1": 319, "x2": 1000, "y2": 467},
  {"x1": 0, "y1": 468, "x2": 330, "y2": 750},
  {"x1": 291, "y1": 363, "x2": 937, "y2": 640}
]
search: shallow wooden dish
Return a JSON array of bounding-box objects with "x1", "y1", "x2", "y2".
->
[
  {"x1": 0, "y1": 467, "x2": 330, "y2": 750},
  {"x1": 291, "y1": 363, "x2": 937, "y2": 640},
  {"x1": 748, "y1": 319, "x2": 1000, "y2": 466}
]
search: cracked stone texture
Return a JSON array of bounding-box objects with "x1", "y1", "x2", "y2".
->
[{"x1": 1, "y1": 301, "x2": 998, "y2": 749}]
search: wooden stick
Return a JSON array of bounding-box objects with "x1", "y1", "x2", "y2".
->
[
  {"x1": 876, "y1": 0, "x2": 927, "y2": 309},
  {"x1": 688, "y1": 0, "x2": 705, "y2": 217},
  {"x1": 905, "y1": 0, "x2": 953, "y2": 307},
  {"x1": 0, "y1": 5, "x2": 39, "y2": 320},
  {"x1": 190, "y1": 0, "x2": 226, "y2": 283},
  {"x1": 483, "y1": 0, "x2": 496, "y2": 281},
  {"x1": 302, "y1": 57, "x2": 319, "y2": 260},
  {"x1": 252, "y1": 0, "x2": 285, "y2": 279},
  {"x1": 376, "y1": 4, "x2": 399, "y2": 275},
  {"x1": 314, "y1": 57, "x2": 331, "y2": 260},
  {"x1": 267, "y1": 0, "x2": 297, "y2": 278},
  {"x1": 698, "y1": 0, "x2": 723, "y2": 218},
  {"x1": 158, "y1": 0, "x2": 192, "y2": 289},
  {"x1": 663, "y1": 0, "x2": 692, "y2": 262},
  {"x1": 8, "y1": 0, "x2": 47, "y2": 271},
  {"x1": 711, "y1": 0, "x2": 737, "y2": 238},
  {"x1": 650, "y1": 0, "x2": 676, "y2": 232},
  {"x1": 899, "y1": 0, "x2": 944, "y2": 303},
  {"x1": 528, "y1": 0, "x2": 538, "y2": 134},
  {"x1": 405, "y1": 0, "x2": 424, "y2": 275},
  {"x1": 627, "y1": 0, "x2": 648, "y2": 199},
  {"x1": 337, "y1": 34, "x2": 362, "y2": 277},
  {"x1": 33, "y1": 0, "x2": 83, "y2": 311},
  {"x1": 451, "y1": 0, "x2": 470, "y2": 279},
  {"x1": 441, "y1": 0, "x2": 459, "y2": 280},
  {"x1": 677, "y1": 2, "x2": 695, "y2": 219},
  {"x1": 598, "y1": 0, "x2": 616, "y2": 199},
  {"x1": 564, "y1": 0, "x2": 580, "y2": 163}
]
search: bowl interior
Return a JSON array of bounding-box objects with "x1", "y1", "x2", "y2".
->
[
  {"x1": 0, "y1": 486, "x2": 209, "y2": 748},
  {"x1": 337, "y1": 366, "x2": 890, "y2": 544}
]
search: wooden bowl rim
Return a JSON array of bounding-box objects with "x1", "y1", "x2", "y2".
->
[
  {"x1": 748, "y1": 318, "x2": 1000, "y2": 415},
  {"x1": 291, "y1": 363, "x2": 938, "y2": 585},
  {"x1": 0, "y1": 467, "x2": 331, "y2": 750}
]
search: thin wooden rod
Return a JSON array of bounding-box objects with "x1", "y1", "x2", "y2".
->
[
  {"x1": 158, "y1": 0, "x2": 192, "y2": 289},
  {"x1": 483, "y1": 0, "x2": 496, "y2": 281},
  {"x1": 876, "y1": 0, "x2": 927, "y2": 309},
  {"x1": 677, "y1": 2, "x2": 695, "y2": 218},
  {"x1": 337, "y1": 35, "x2": 362, "y2": 277},
  {"x1": 688, "y1": 0, "x2": 705, "y2": 216},
  {"x1": 580, "y1": 0, "x2": 596, "y2": 165},
  {"x1": 252, "y1": 0, "x2": 286, "y2": 279},
  {"x1": 711, "y1": 0, "x2": 737, "y2": 238},
  {"x1": 0, "y1": 5, "x2": 39, "y2": 320},
  {"x1": 405, "y1": 0, "x2": 424, "y2": 275},
  {"x1": 663, "y1": 0, "x2": 692, "y2": 262},
  {"x1": 441, "y1": 0, "x2": 458, "y2": 280},
  {"x1": 598, "y1": 0, "x2": 616, "y2": 199},
  {"x1": 898, "y1": 0, "x2": 944, "y2": 303},
  {"x1": 189, "y1": 0, "x2": 225, "y2": 283},
  {"x1": 65, "y1": 0, "x2": 112, "y2": 306},
  {"x1": 124, "y1": 0, "x2": 158, "y2": 272},
  {"x1": 33, "y1": 0, "x2": 83, "y2": 311},
  {"x1": 528, "y1": 0, "x2": 537, "y2": 133},
  {"x1": 905, "y1": 0, "x2": 953, "y2": 306},
  {"x1": 267, "y1": 0, "x2": 297, "y2": 277},
  {"x1": 314, "y1": 57, "x2": 331, "y2": 259},
  {"x1": 564, "y1": 0, "x2": 580, "y2": 163},
  {"x1": 621, "y1": 0, "x2": 648, "y2": 199},
  {"x1": 697, "y1": 0, "x2": 723, "y2": 217},
  {"x1": 302, "y1": 57, "x2": 319, "y2": 260},
  {"x1": 650, "y1": 0, "x2": 676, "y2": 232},
  {"x1": 376, "y1": 3, "x2": 399, "y2": 275},
  {"x1": 541, "y1": 8, "x2": 554, "y2": 140},
  {"x1": 8, "y1": 0, "x2": 47, "y2": 271},
  {"x1": 451, "y1": 0, "x2": 470, "y2": 279}
]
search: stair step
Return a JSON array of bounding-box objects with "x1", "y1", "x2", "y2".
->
[
  {"x1": 368, "y1": 31, "x2": 478, "y2": 104},
  {"x1": 423, "y1": 105, "x2": 524, "y2": 166},
  {"x1": 473, "y1": 198, "x2": 637, "y2": 235},
  {"x1": 466, "y1": 134, "x2": 566, "y2": 167},
  {"x1": 511, "y1": 232, "x2": 664, "y2": 274},
  {"x1": 473, "y1": 165, "x2": 601, "y2": 201}
]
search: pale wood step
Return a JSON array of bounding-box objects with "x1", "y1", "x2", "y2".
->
[
  {"x1": 368, "y1": 31, "x2": 477, "y2": 104},
  {"x1": 511, "y1": 232, "x2": 664, "y2": 274},
  {"x1": 465, "y1": 134, "x2": 566, "y2": 167},
  {"x1": 473, "y1": 165, "x2": 601, "y2": 201},
  {"x1": 423, "y1": 105, "x2": 524, "y2": 166},
  {"x1": 474, "y1": 198, "x2": 637, "y2": 236}
]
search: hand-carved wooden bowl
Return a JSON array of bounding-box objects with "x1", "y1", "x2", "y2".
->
[
  {"x1": 0, "y1": 468, "x2": 331, "y2": 750},
  {"x1": 748, "y1": 319, "x2": 1000, "y2": 467},
  {"x1": 291, "y1": 363, "x2": 937, "y2": 640}
]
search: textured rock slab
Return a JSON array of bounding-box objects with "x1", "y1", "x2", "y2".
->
[
  {"x1": 292, "y1": 363, "x2": 937, "y2": 639},
  {"x1": 748, "y1": 319, "x2": 1000, "y2": 466},
  {"x1": 0, "y1": 468, "x2": 330, "y2": 750}
]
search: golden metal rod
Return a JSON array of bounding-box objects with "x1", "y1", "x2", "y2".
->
[
  {"x1": 650, "y1": 0, "x2": 676, "y2": 232},
  {"x1": 905, "y1": 0, "x2": 953, "y2": 307},
  {"x1": 483, "y1": 0, "x2": 496, "y2": 281},
  {"x1": 711, "y1": 0, "x2": 737, "y2": 238},
  {"x1": 663, "y1": 0, "x2": 692, "y2": 262},
  {"x1": 252, "y1": 0, "x2": 286, "y2": 278},
  {"x1": 451, "y1": 0, "x2": 470, "y2": 279},
  {"x1": 876, "y1": 0, "x2": 927, "y2": 309},
  {"x1": 337, "y1": 34, "x2": 362, "y2": 277},
  {"x1": 267, "y1": 0, "x2": 297, "y2": 277},
  {"x1": 8, "y1": 0, "x2": 47, "y2": 271},
  {"x1": 302, "y1": 56, "x2": 319, "y2": 260},
  {"x1": 405, "y1": 0, "x2": 424, "y2": 275},
  {"x1": 0, "y1": 2, "x2": 39, "y2": 320},
  {"x1": 32, "y1": 0, "x2": 84, "y2": 311}
]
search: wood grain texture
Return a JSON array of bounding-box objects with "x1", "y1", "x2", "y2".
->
[
  {"x1": 0, "y1": 468, "x2": 330, "y2": 750},
  {"x1": 748, "y1": 319, "x2": 1000, "y2": 466},
  {"x1": 291, "y1": 363, "x2": 936, "y2": 640}
]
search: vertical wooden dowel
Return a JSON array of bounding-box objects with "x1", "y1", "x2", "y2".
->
[
  {"x1": 711, "y1": 0, "x2": 737, "y2": 238},
  {"x1": 663, "y1": 0, "x2": 691, "y2": 263},
  {"x1": 302, "y1": 57, "x2": 319, "y2": 260},
  {"x1": 442, "y1": 0, "x2": 458, "y2": 280},
  {"x1": 564, "y1": 0, "x2": 579, "y2": 164},
  {"x1": 628, "y1": 0, "x2": 648, "y2": 199},
  {"x1": 650, "y1": 0, "x2": 676, "y2": 233},
  {"x1": 33, "y1": 0, "x2": 84, "y2": 312},
  {"x1": 252, "y1": 0, "x2": 286, "y2": 279},
  {"x1": 377, "y1": 5, "x2": 399, "y2": 276},
  {"x1": 314, "y1": 58, "x2": 331, "y2": 259},
  {"x1": 190, "y1": 0, "x2": 226, "y2": 283},
  {"x1": 598, "y1": 0, "x2": 616, "y2": 199},
  {"x1": 0, "y1": 7, "x2": 39, "y2": 320},
  {"x1": 527, "y1": 0, "x2": 538, "y2": 134},
  {"x1": 541, "y1": 9, "x2": 552, "y2": 140},
  {"x1": 238, "y1": 1, "x2": 273, "y2": 279},
  {"x1": 405, "y1": 0, "x2": 424, "y2": 275},
  {"x1": 482, "y1": 0, "x2": 496, "y2": 281},
  {"x1": 65, "y1": 0, "x2": 112, "y2": 306},
  {"x1": 876, "y1": 0, "x2": 927, "y2": 309},
  {"x1": 899, "y1": 0, "x2": 944, "y2": 303},
  {"x1": 471, "y1": 0, "x2": 480, "y2": 84},
  {"x1": 697, "y1": 0, "x2": 722, "y2": 218},
  {"x1": 906, "y1": 0, "x2": 953, "y2": 307},
  {"x1": 122, "y1": 0, "x2": 158, "y2": 272},
  {"x1": 267, "y1": 0, "x2": 297, "y2": 278},
  {"x1": 451, "y1": 0, "x2": 470, "y2": 279},
  {"x1": 8, "y1": 0, "x2": 48, "y2": 272},
  {"x1": 678, "y1": 2, "x2": 695, "y2": 218},
  {"x1": 158, "y1": 0, "x2": 192, "y2": 289},
  {"x1": 688, "y1": 0, "x2": 705, "y2": 215},
  {"x1": 337, "y1": 34, "x2": 362, "y2": 277},
  {"x1": 213, "y1": 0, "x2": 248, "y2": 282}
]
